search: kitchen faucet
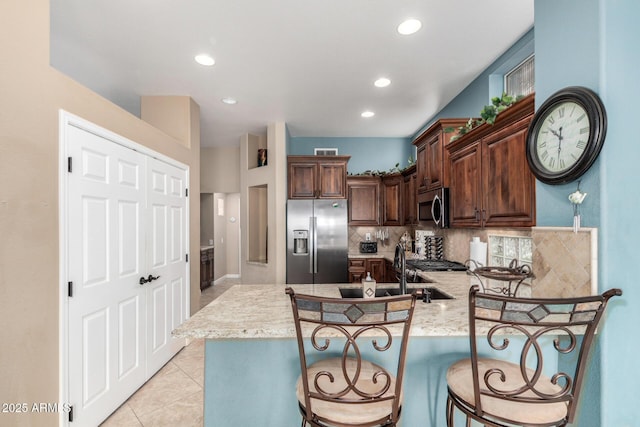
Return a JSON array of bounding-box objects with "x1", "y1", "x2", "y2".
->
[{"x1": 394, "y1": 242, "x2": 408, "y2": 295}]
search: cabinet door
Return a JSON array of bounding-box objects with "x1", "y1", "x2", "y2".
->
[
  {"x1": 382, "y1": 175, "x2": 403, "y2": 226},
  {"x1": 385, "y1": 259, "x2": 396, "y2": 283},
  {"x1": 367, "y1": 258, "x2": 385, "y2": 283},
  {"x1": 348, "y1": 258, "x2": 366, "y2": 283},
  {"x1": 403, "y1": 172, "x2": 417, "y2": 225},
  {"x1": 288, "y1": 162, "x2": 317, "y2": 198},
  {"x1": 449, "y1": 140, "x2": 482, "y2": 227},
  {"x1": 318, "y1": 161, "x2": 347, "y2": 198},
  {"x1": 425, "y1": 132, "x2": 445, "y2": 191},
  {"x1": 416, "y1": 143, "x2": 428, "y2": 193},
  {"x1": 347, "y1": 177, "x2": 381, "y2": 225},
  {"x1": 482, "y1": 117, "x2": 536, "y2": 227}
]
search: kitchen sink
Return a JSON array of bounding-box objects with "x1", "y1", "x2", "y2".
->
[{"x1": 338, "y1": 287, "x2": 453, "y2": 300}]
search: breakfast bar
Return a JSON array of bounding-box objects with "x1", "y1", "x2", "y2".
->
[{"x1": 172, "y1": 273, "x2": 559, "y2": 426}]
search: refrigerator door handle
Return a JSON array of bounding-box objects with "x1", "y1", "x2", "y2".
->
[
  {"x1": 313, "y1": 216, "x2": 318, "y2": 274},
  {"x1": 309, "y1": 216, "x2": 314, "y2": 274}
]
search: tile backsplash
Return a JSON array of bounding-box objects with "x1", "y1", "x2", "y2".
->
[
  {"x1": 349, "y1": 225, "x2": 596, "y2": 298},
  {"x1": 530, "y1": 227, "x2": 596, "y2": 297},
  {"x1": 349, "y1": 226, "x2": 411, "y2": 255}
]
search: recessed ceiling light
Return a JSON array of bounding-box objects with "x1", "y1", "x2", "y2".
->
[
  {"x1": 221, "y1": 97, "x2": 237, "y2": 105},
  {"x1": 374, "y1": 78, "x2": 391, "y2": 88},
  {"x1": 361, "y1": 111, "x2": 375, "y2": 118},
  {"x1": 397, "y1": 19, "x2": 422, "y2": 35},
  {"x1": 195, "y1": 54, "x2": 215, "y2": 66}
]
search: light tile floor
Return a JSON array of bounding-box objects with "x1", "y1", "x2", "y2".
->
[{"x1": 100, "y1": 279, "x2": 237, "y2": 427}]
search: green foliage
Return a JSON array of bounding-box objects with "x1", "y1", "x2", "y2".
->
[{"x1": 447, "y1": 93, "x2": 525, "y2": 141}]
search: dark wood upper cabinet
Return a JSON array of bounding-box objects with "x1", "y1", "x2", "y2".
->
[
  {"x1": 288, "y1": 155, "x2": 350, "y2": 199},
  {"x1": 402, "y1": 165, "x2": 417, "y2": 225},
  {"x1": 447, "y1": 94, "x2": 536, "y2": 228},
  {"x1": 347, "y1": 176, "x2": 381, "y2": 225},
  {"x1": 449, "y1": 140, "x2": 483, "y2": 227},
  {"x1": 482, "y1": 115, "x2": 536, "y2": 227},
  {"x1": 382, "y1": 174, "x2": 403, "y2": 226},
  {"x1": 413, "y1": 119, "x2": 468, "y2": 194}
]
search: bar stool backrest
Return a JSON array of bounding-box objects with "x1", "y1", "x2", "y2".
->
[
  {"x1": 286, "y1": 287, "x2": 417, "y2": 427},
  {"x1": 466, "y1": 285, "x2": 622, "y2": 425}
]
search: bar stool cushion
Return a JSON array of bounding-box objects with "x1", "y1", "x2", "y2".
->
[
  {"x1": 296, "y1": 357, "x2": 400, "y2": 425},
  {"x1": 447, "y1": 358, "x2": 568, "y2": 425}
]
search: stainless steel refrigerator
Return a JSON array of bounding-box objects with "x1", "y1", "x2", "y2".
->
[{"x1": 286, "y1": 199, "x2": 348, "y2": 284}]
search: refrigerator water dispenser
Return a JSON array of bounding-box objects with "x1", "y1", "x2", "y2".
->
[{"x1": 293, "y1": 230, "x2": 309, "y2": 255}]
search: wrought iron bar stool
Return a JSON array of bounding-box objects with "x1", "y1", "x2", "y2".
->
[
  {"x1": 285, "y1": 287, "x2": 418, "y2": 427},
  {"x1": 446, "y1": 285, "x2": 622, "y2": 427}
]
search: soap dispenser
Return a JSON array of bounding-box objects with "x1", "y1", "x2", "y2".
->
[{"x1": 362, "y1": 272, "x2": 376, "y2": 298}]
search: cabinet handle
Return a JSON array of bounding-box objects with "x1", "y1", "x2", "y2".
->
[{"x1": 474, "y1": 208, "x2": 480, "y2": 221}]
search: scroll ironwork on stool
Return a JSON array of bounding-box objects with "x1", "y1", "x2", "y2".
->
[
  {"x1": 466, "y1": 258, "x2": 534, "y2": 297},
  {"x1": 446, "y1": 285, "x2": 622, "y2": 427},
  {"x1": 285, "y1": 287, "x2": 418, "y2": 427}
]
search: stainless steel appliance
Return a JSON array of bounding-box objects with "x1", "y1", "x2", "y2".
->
[
  {"x1": 286, "y1": 199, "x2": 348, "y2": 283},
  {"x1": 418, "y1": 187, "x2": 450, "y2": 228},
  {"x1": 406, "y1": 259, "x2": 467, "y2": 271}
]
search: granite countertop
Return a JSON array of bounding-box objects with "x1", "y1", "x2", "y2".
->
[
  {"x1": 348, "y1": 252, "x2": 394, "y2": 260},
  {"x1": 172, "y1": 271, "x2": 475, "y2": 340}
]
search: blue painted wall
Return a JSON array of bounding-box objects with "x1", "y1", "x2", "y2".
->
[
  {"x1": 205, "y1": 335, "x2": 561, "y2": 426},
  {"x1": 598, "y1": 1, "x2": 640, "y2": 426},
  {"x1": 535, "y1": 0, "x2": 602, "y2": 229},
  {"x1": 287, "y1": 136, "x2": 413, "y2": 175},
  {"x1": 535, "y1": 1, "x2": 638, "y2": 425}
]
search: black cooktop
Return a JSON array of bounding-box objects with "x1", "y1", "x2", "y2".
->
[{"x1": 406, "y1": 259, "x2": 467, "y2": 272}]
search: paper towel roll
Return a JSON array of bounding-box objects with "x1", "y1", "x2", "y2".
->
[{"x1": 469, "y1": 237, "x2": 487, "y2": 271}]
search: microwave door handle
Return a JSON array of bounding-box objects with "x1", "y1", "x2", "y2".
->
[{"x1": 432, "y1": 194, "x2": 441, "y2": 226}]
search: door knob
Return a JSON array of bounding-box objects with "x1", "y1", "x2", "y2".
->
[{"x1": 139, "y1": 275, "x2": 160, "y2": 285}]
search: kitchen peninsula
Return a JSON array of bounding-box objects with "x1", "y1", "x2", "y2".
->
[{"x1": 173, "y1": 273, "x2": 559, "y2": 426}]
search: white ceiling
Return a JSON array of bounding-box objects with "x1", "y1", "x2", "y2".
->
[{"x1": 50, "y1": 0, "x2": 534, "y2": 148}]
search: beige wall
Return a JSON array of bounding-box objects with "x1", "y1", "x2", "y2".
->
[
  {"x1": 239, "y1": 124, "x2": 287, "y2": 283},
  {"x1": 201, "y1": 193, "x2": 214, "y2": 244},
  {"x1": 212, "y1": 193, "x2": 228, "y2": 281},
  {"x1": 225, "y1": 193, "x2": 241, "y2": 276},
  {"x1": 0, "y1": 1, "x2": 200, "y2": 425},
  {"x1": 200, "y1": 146, "x2": 241, "y2": 193}
]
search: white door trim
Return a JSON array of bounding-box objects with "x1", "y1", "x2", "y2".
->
[{"x1": 58, "y1": 110, "x2": 190, "y2": 426}]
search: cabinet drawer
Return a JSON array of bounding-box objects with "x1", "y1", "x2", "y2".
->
[{"x1": 348, "y1": 259, "x2": 366, "y2": 268}]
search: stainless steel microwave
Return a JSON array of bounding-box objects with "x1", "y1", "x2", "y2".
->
[{"x1": 418, "y1": 188, "x2": 449, "y2": 228}]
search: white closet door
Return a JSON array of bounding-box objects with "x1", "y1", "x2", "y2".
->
[
  {"x1": 145, "y1": 158, "x2": 188, "y2": 374},
  {"x1": 67, "y1": 125, "x2": 147, "y2": 427}
]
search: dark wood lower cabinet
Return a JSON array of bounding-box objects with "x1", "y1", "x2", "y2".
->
[
  {"x1": 385, "y1": 259, "x2": 396, "y2": 283},
  {"x1": 348, "y1": 258, "x2": 366, "y2": 283},
  {"x1": 200, "y1": 248, "x2": 214, "y2": 290},
  {"x1": 348, "y1": 257, "x2": 386, "y2": 283}
]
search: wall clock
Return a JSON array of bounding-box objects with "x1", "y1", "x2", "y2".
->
[{"x1": 526, "y1": 86, "x2": 607, "y2": 185}]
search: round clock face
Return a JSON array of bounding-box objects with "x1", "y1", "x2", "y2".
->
[
  {"x1": 534, "y1": 101, "x2": 590, "y2": 173},
  {"x1": 526, "y1": 86, "x2": 607, "y2": 185}
]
